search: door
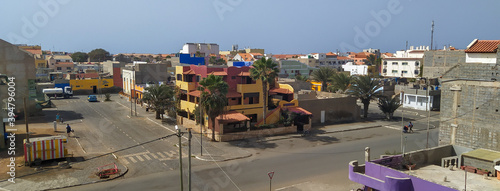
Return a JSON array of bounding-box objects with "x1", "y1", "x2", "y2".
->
[{"x1": 92, "y1": 86, "x2": 97, "y2": 94}]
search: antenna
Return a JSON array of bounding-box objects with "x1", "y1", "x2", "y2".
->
[
  {"x1": 430, "y1": 20, "x2": 434, "y2": 51},
  {"x1": 406, "y1": 41, "x2": 408, "y2": 50}
]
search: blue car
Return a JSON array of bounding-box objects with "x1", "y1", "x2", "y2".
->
[{"x1": 88, "y1": 95, "x2": 98, "y2": 102}]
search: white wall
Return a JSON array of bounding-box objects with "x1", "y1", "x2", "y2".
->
[
  {"x1": 180, "y1": 43, "x2": 219, "y2": 56},
  {"x1": 382, "y1": 59, "x2": 421, "y2": 78},
  {"x1": 465, "y1": 53, "x2": 497, "y2": 64},
  {"x1": 122, "y1": 69, "x2": 134, "y2": 94},
  {"x1": 402, "y1": 93, "x2": 432, "y2": 111},
  {"x1": 342, "y1": 62, "x2": 367, "y2": 75}
]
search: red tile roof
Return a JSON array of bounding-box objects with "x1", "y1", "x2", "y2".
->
[
  {"x1": 465, "y1": 40, "x2": 500, "y2": 53},
  {"x1": 209, "y1": 71, "x2": 227, "y2": 76},
  {"x1": 269, "y1": 88, "x2": 293, "y2": 95},
  {"x1": 216, "y1": 111, "x2": 250, "y2": 123},
  {"x1": 24, "y1": 49, "x2": 43, "y2": 55},
  {"x1": 286, "y1": 107, "x2": 312, "y2": 115},
  {"x1": 183, "y1": 70, "x2": 196, "y2": 75},
  {"x1": 237, "y1": 72, "x2": 250, "y2": 76}
]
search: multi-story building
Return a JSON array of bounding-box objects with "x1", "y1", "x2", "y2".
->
[
  {"x1": 122, "y1": 62, "x2": 169, "y2": 97},
  {"x1": 381, "y1": 46, "x2": 427, "y2": 78},
  {"x1": 17, "y1": 45, "x2": 46, "y2": 68},
  {"x1": 180, "y1": 43, "x2": 219, "y2": 57},
  {"x1": 279, "y1": 60, "x2": 316, "y2": 78},
  {"x1": 176, "y1": 65, "x2": 312, "y2": 141},
  {"x1": 46, "y1": 55, "x2": 74, "y2": 73}
]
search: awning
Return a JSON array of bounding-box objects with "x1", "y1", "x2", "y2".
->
[
  {"x1": 183, "y1": 70, "x2": 195, "y2": 75},
  {"x1": 237, "y1": 72, "x2": 250, "y2": 76},
  {"x1": 188, "y1": 90, "x2": 241, "y2": 98},
  {"x1": 209, "y1": 71, "x2": 227, "y2": 76},
  {"x1": 216, "y1": 111, "x2": 250, "y2": 123},
  {"x1": 269, "y1": 88, "x2": 293, "y2": 95},
  {"x1": 286, "y1": 106, "x2": 312, "y2": 115}
]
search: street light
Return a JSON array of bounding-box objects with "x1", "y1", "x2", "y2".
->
[{"x1": 175, "y1": 125, "x2": 184, "y2": 191}]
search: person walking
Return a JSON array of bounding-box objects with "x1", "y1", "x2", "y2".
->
[
  {"x1": 408, "y1": 121, "x2": 414, "y2": 133},
  {"x1": 66, "y1": 124, "x2": 73, "y2": 137},
  {"x1": 56, "y1": 113, "x2": 60, "y2": 123}
]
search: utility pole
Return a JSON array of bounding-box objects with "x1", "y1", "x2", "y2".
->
[
  {"x1": 430, "y1": 20, "x2": 434, "y2": 51},
  {"x1": 188, "y1": 128, "x2": 192, "y2": 191},
  {"x1": 199, "y1": 96, "x2": 203, "y2": 156},
  {"x1": 426, "y1": 79, "x2": 431, "y2": 148},
  {"x1": 175, "y1": 125, "x2": 184, "y2": 191},
  {"x1": 130, "y1": 66, "x2": 133, "y2": 117},
  {"x1": 401, "y1": 88, "x2": 404, "y2": 153},
  {"x1": 133, "y1": 65, "x2": 137, "y2": 116},
  {"x1": 24, "y1": 97, "x2": 31, "y2": 166}
]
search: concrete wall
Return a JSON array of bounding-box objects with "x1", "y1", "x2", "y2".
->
[
  {"x1": 439, "y1": 80, "x2": 500, "y2": 151},
  {"x1": 0, "y1": 39, "x2": 38, "y2": 117},
  {"x1": 299, "y1": 97, "x2": 360, "y2": 124},
  {"x1": 422, "y1": 50, "x2": 465, "y2": 79}
]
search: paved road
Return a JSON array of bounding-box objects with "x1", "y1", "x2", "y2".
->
[
  {"x1": 52, "y1": 95, "x2": 201, "y2": 178},
  {"x1": 61, "y1": 127, "x2": 439, "y2": 191}
]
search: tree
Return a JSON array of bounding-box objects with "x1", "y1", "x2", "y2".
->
[
  {"x1": 295, "y1": 74, "x2": 308, "y2": 82},
  {"x1": 209, "y1": 56, "x2": 227, "y2": 65},
  {"x1": 88, "y1": 48, "x2": 111, "y2": 62},
  {"x1": 142, "y1": 84, "x2": 175, "y2": 119},
  {"x1": 366, "y1": 54, "x2": 377, "y2": 66},
  {"x1": 250, "y1": 57, "x2": 279, "y2": 125},
  {"x1": 310, "y1": 67, "x2": 336, "y2": 92},
  {"x1": 348, "y1": 75, "x2": 382, "y2": 118},
  {"x1": 200, "y1": 75, "x2": 228, "y2": 141},
  {"x1": 71, "y1": 52, "x2": 88, "y2": 62},
  {"x1": 378, "y1": 94, "x2": 401, "y2": 120},
  {"x1": 114, "y1": 54, "x2": 131, "y2": 62},
  {"x1": 329, "y1": 72, "x2": 352, "y2": 93}
]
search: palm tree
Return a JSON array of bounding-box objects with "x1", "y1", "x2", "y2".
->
[
  {"x1": 295, "y1": 74, "x2": 309, "y2": 82},
  {"x1": 142, "y1": 84, "x2": 175, "y2": 119},
  {"x1": 250, "y1": 57, "x2": 279, "y2": 125},
  {"x1": 310, "y1": 67, "x2": 336, "y2": 92},
  {"x1": 348, "y1": 75, "x2": 382, "y2": 118},
  {"x1": 199, "y1": 74, "x2": 228, "y2": 141},
  {"x1": 329, "y1": 72, "x2": 352, "y2": 93},
  {"x1": 378, "y1": 95, "x2": 401, "y2": 120}
]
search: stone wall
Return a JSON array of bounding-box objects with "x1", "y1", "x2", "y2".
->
[
  {"x1": 439, "y1": 80, "x2": 500, "y2": 150},
  {"x1": 422, "y1": 50, "x2": 465, "y2": 79}
]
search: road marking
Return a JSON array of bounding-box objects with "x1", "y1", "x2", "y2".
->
[
  {"x1": 384, "y1": 125, "x2": 401, "y2": 131},
  {"x1": 121, "y1": 151, "x2": 150, "y2": 158},
  {"x1": 75, "y1": 137, "x2": 87, "y2": 154},
  {"x1": 136, "y1": 155, "x2": 145, "y2": 162},
  {"x1": 276, "y1": 181, "x2": 311, "y2": 191},
  {"x1": 143, "y1": 154, "x2": 152, "y2": 160},
  {"x1": 121, "y1": 158, "x2": 129, "y2": 165},
  {"x1": 150, "y1": 153, "x2": 158, "y2": 159},
  {"x1": 164, "y1": 151, "x2": 174, "y2": 157},
  {"x1": 146, "y1": 118, "x2": 188, "y2": 140},
  {"x1": 129, "y1": 157, "x2": 137, "y2": 163},
  {"x1": 157, "y1": 152, "x2": 165, "y2": 158}
]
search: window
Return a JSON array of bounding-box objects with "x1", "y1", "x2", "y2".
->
[
  {"x1": 67, "y1": 67, "x2": 71, "y2": 70},
  {"x1": 383, "y1": 69, "x2": 387, "y2": 73},
  {"x1": 244, "y1": 93, "x2": 259, "y2": 105},
  {"x1": 392, "y1": 70, "x2": 398, "y2": 73},
  {"x1": 76, "y1": 85, "x2": 80, "y2": 87},
  {"x1": 231, "y1": 76, "x2": 236, "y2": 80},
  {"x1": 414, "y1": 70, "x2": 419, "y2": 74},
  {"x1": 196, "y1": 76, "x2": 200, "y2": 82},
  {"x1": 402, "y1": 70, "x2": 408, "y2": 74},
  {"x1": 383, "y1": 61, "x2": 387, "y2": 65},
  {"x1": 402, "y1": 62, "x2": 408, "y2": 65},
  {"x1": 57, "y1": 67, "x2": 62, "y2": 70},
  {"x1": 415, "y1": 61, "x2": 420, "y2": 66},
  {"x1": 177, "y1": 74, "x2": 182, "y2": 81},
  {"x1": 392, "y1": 62, "x2": 398, "y2": 65}
]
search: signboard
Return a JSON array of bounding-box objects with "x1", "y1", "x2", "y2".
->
[{"x1": 268, "y1": 171, "x2": 274, "y2": 180}]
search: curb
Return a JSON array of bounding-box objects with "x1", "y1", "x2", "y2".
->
[
  {"x1": 320, "y1": 125, "x2": 383, "y2": 134},
  {"x1": 43, "y1": 164, "x2": 129, "y2": 191},
  {"x1": 195, "y1": 153, "x2": 253, "y2": 162}
]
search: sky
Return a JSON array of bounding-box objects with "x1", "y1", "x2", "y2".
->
[{"x1": 0, "y1": 0, "x2": 499, "y2": 55}]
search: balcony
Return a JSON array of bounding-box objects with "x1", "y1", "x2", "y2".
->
[
  {"x1": 237, "y1": 81, "x2": 262, "y2": 94},
  {"x1": 177, "y1": 81, "x2": 196, "y2": 91}
]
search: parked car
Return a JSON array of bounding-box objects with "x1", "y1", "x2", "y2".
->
[{"x1": 88, "y1": 95, "x2": 98, "y2": 102}]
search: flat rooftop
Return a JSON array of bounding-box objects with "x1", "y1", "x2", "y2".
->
[{"x1": 408, "y1": 165, "x2": 500, "y2": 191}]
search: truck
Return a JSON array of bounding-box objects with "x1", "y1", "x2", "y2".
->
[{"x1": 43, "y1": 86, "x2": 73, "y2": 98}]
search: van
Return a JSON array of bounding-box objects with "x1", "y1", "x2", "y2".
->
[{"x1": 88, "y1": 95, "x2": 98, "y2": 102}]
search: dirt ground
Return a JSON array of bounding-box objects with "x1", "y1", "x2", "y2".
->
[{"x1": 0, "y1": 116, "x2": 80, "y2": 181}]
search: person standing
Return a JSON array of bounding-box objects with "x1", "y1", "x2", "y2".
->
[
  {"x1": 66, "y1": 124, "x2": 72, "y2": 137},
  {"x1": 56, "y1": 113, "x2": 60, "y2": 123},
  {"x1": 408, "y1": 121, "x2": 414, "y2": 133}
]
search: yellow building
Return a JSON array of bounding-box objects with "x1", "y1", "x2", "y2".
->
[
  {"x1": 70, "y1": 79, "x2": 114, "y2": 93},
  {"x1": 176, "y1": 65, "x2": 312, "y2": 141},
  {"x1": 311, "y1": 81, "x2": 323, "y2": 91},
  {"x1": 17, "y1": 45, "x2": 46, "y2": 68}
]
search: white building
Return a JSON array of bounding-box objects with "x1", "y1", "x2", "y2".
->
[
  {"x1": 381, "y1": 46, "x2": 427, "y2": 78},
  {"x1": 180, "y1": 43, "x2": 219, "y2": 57},
  {"x1": 465, "y1": 39, "x2": 500, "y2": 64},
  {"x1": 342, "y1": 62, "x2": 368, "y2": 76}
]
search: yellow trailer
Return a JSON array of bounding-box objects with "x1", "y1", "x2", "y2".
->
[{"x1": 24, "y1": 136, "x2": 68, "y2": 164}]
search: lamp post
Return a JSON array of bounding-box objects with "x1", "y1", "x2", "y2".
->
[
  {"x1": 133, "y1": 65, "x2": 137, "y2": 116},
  {"x1": 175, "y1": 125, "x2": 184, "y2": 191}
]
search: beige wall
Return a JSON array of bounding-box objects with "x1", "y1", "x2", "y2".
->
[{"x1": 299, "y1": 97, "x2": 360, "y2": 124}]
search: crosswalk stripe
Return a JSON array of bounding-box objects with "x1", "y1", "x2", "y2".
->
[
  {"x1": 136, "y1": 155, "x2": 144, "y2": 161},
  {"x1": 157, "y1": 152, "x2": 165, "y2": 158},
  {"x1": 121, "y1": 158, "x2": 129, "y2": 165},
  {"x1": 129, "y1": 156, "x2": 137, "y2": 163},
  {"x1": 143, "y1": 154, "x2": 152, "y2": 160},
  {"x1": 150, "y1": 153, "x2": 158, "y2": 159},
  {"x1": 164, "y1": 151, "x2": 174, "y2": 157}
]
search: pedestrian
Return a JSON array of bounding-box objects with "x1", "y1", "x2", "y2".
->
[
  {"x1": 66, "y1": 124, "x2": 73, "y2": 137},
  {"x1": 403, "y1": 125, "x2": 408, "y2": 133},
  {"x1": 56, "y1": 113, "x2": 60, "y2": 123},
  {"x1": 408, "y1": 121, "x2": 414, "y2": 133},
  {"x1": 61, "y1": 117, "x2": 64, "y2": 124}
]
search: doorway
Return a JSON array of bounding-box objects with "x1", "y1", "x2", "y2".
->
[{"x1": 92, "y1": 86, "x2": 97, "y2": 94}]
